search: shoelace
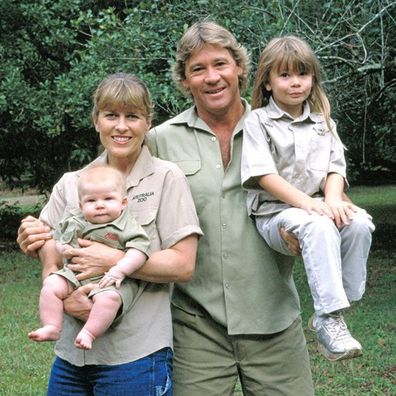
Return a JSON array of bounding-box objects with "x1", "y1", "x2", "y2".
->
[{"x1": 324, "y1": 316, "x2": 351, "y2": 340}]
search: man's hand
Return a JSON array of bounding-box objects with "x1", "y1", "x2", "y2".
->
[
  {"x1": 63, "y1": 284, "x2": 95, "y2": 322},
  {"x1": 279, "y1": 227, "x2": 301, "y2": 256},
  {"x1": 17, "y1": 216, "x2": 52, "y2": 258}
]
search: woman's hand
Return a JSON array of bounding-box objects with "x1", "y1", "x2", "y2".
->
[
  {"x1": 16, "y1": 216, "x2": 52, "y2": 258},
  {"x1": 65, "y1": 239, "x2": 124, "y2": 281},
  {"x1": 63, "y1": 284, "x2": 96, "y2": 322},
  {"x1": 279, "y1": 227, "x2": 301, "y2": 256}
]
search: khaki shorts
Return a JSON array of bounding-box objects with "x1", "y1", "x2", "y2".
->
[
  {"x1": 172, "y1": 305, "x2": 313, "y2": 396},
  {"x1": 53, "y1": 267, "x2": 143, "y2": 322}
]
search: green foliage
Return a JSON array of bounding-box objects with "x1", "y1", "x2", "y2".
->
[
  {"x1": 0, "y1": 202, "x2": 42, "y2": 241},
  {"x1": 0, "y1": 0, "x2": 395, "y2": 191}
]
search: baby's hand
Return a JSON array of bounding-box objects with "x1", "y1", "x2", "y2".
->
[{"x1": 99, "y1": 267, "x2": 126, "y2": 289}]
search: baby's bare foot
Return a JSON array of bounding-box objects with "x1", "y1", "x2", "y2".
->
[
  {"x1": 75, "y1": 329, "x2": 95, "y2": 350},
  {"x1": 28, "y1": 325, "x2": 60, "y2": 342}
]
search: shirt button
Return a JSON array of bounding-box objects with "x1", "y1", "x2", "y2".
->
[
  {"x1": 225, "y1": 282, "x2": 230, "y2": 289},
  {"x1": 216, "y1": 164, "x2": 221, "y2": 169},
  {"x1": 211, "y1": 136, "x2": 217, "y2": 142},
  {"x1": 222, "y1": 223, "x2": 227, "y2": 228}
]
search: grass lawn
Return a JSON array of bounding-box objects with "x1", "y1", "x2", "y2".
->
[{"x1": 0, "y1": 185, "x2": 395, "y2": 395}]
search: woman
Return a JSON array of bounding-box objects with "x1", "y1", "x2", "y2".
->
[{"x1": 18, "y1": 72, "x2": 202, "y2": 395}]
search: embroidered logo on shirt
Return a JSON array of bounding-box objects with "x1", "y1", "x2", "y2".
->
[
  {"x1": 132, "y1": 191, "x2": 154, "y2": 203},
  {"x1": 313, "y1": 124, "x2": 326, "y2": 136},
  {"x1": 104, "y1": 232, "x2": 119, "y2": 242}
]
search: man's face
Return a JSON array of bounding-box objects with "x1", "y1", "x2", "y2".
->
[{"x1": 183, "y1": 43, "x2": 243, "y2": 119}]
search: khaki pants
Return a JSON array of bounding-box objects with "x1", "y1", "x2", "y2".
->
[{"x1": 172, "y1": 306, "x2": 313, "y2": 396}]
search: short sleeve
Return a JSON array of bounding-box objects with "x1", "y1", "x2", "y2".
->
[
  {"x1": 39, "y1": 173, "x2": 79, "y2": 229},
  {"x1": 241, "y1": 110, "x2": 278, "y2": 189},
  {"x1": 156, "y1": 165, "x2": 203, "y2": 249}
]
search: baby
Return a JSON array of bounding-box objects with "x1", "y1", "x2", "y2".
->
[{"x1": 29, "y1": 165, "x2": 150, "y2": 350}]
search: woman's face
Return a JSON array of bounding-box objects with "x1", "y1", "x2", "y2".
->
[{"x1": 94, "y1": 106, "x2": 151, "y2": 163}]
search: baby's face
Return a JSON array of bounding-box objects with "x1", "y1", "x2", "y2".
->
[{"x1": 80, "y1": 181, "x2": 126, "y2": 224}]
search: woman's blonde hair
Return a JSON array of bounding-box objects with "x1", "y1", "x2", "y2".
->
[
  {"x1": 92, "y1": 73, "x2": 153, "y2": 122},
  {"x1": 252, "y1": 36, "x2": 335, "y2": 134},
  {"x1": 173, "y1": 20, "x2": 251, "y2": 96}
]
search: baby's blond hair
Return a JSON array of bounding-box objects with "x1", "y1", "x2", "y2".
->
[{"x1": 78, "y1": 165, "x2": 126, "y2": 201}]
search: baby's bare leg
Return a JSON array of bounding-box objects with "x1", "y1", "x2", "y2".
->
[
  {"x1": 75, "y1": 290, "x2": 122, "y2": 350},
  {"x1": 29, "y1": 274, "x2": 73, "y2": 342}
]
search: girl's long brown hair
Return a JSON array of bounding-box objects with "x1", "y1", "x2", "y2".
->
[{"x1": 252, "y1": 36, "x2": 342, "y2": 144}]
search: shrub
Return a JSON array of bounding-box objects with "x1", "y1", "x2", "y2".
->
[{"x1": 0, "y1": 202, "x2": 42, "y2": 243}]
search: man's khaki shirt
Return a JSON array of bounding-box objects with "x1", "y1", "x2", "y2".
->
[{"x1": 147, "y1": 102, "x2": 301, "y2": 335}]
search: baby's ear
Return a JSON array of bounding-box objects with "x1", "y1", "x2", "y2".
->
[{"x1": 122, "y1": 196, "x2": 128, "y2": 209}]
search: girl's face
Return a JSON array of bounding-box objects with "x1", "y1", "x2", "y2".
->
[
  {"x1": 94, "y1": 106, "x2": 151, "y2": 165},
  {"x1": 265, "y1": 67, "x2": 313, "y2": 118}
]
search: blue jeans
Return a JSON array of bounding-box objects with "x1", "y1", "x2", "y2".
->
[{"x1": 47, "y1": 348, "x2": 173, "y2": 396}]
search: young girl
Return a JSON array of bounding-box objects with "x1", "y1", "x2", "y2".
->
[{"x1": 241, "y1": 36, "x2": 375, "y2": 361}]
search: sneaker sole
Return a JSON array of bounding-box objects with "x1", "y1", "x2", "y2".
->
[
  {"x1": 308, "y1": 315, "x2": 316, "y2": 332},
  {"x1": 317, "y1": 342, "x2": 363, "y2": 362}
]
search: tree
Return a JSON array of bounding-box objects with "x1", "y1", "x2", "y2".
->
[{"x1": 1, "y1": 0, "x2": 395, "y2": 191}]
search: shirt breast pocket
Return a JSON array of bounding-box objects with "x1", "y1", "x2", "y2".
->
[
  {"x1": 91, "y1": 234, "x2": 121, "y2": 249},
  {"x1": 173, "y1": 159, "x2": 205, "y2": 215},
  {"x1": 174, "y1": 159, "x2": 201, "y2": 176},
  {"x1": 309, "y1": 133, "x2": 331, "y2": 172},
  {"x1": 132, "y1": 208, "x2": 158, "y2": 251}
]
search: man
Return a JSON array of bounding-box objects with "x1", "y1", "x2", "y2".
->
[{"x1": 147, "y1": 20, "x2": 314, "y2": 395}]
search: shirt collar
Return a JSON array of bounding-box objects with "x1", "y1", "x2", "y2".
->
[
  {"x1": 76, "y1": 145, "x2": 154, "y2": 189},
  {"x1": 266, "y1": 96, "x2": 322, "y2": 123},
  {"x1": 169, "y1": 98, "x2": 251, "y2": 134}
]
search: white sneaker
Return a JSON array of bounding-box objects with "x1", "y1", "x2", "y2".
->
[{"x1": 309, "y1": 312, "x2": 363, "y2": 361}]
